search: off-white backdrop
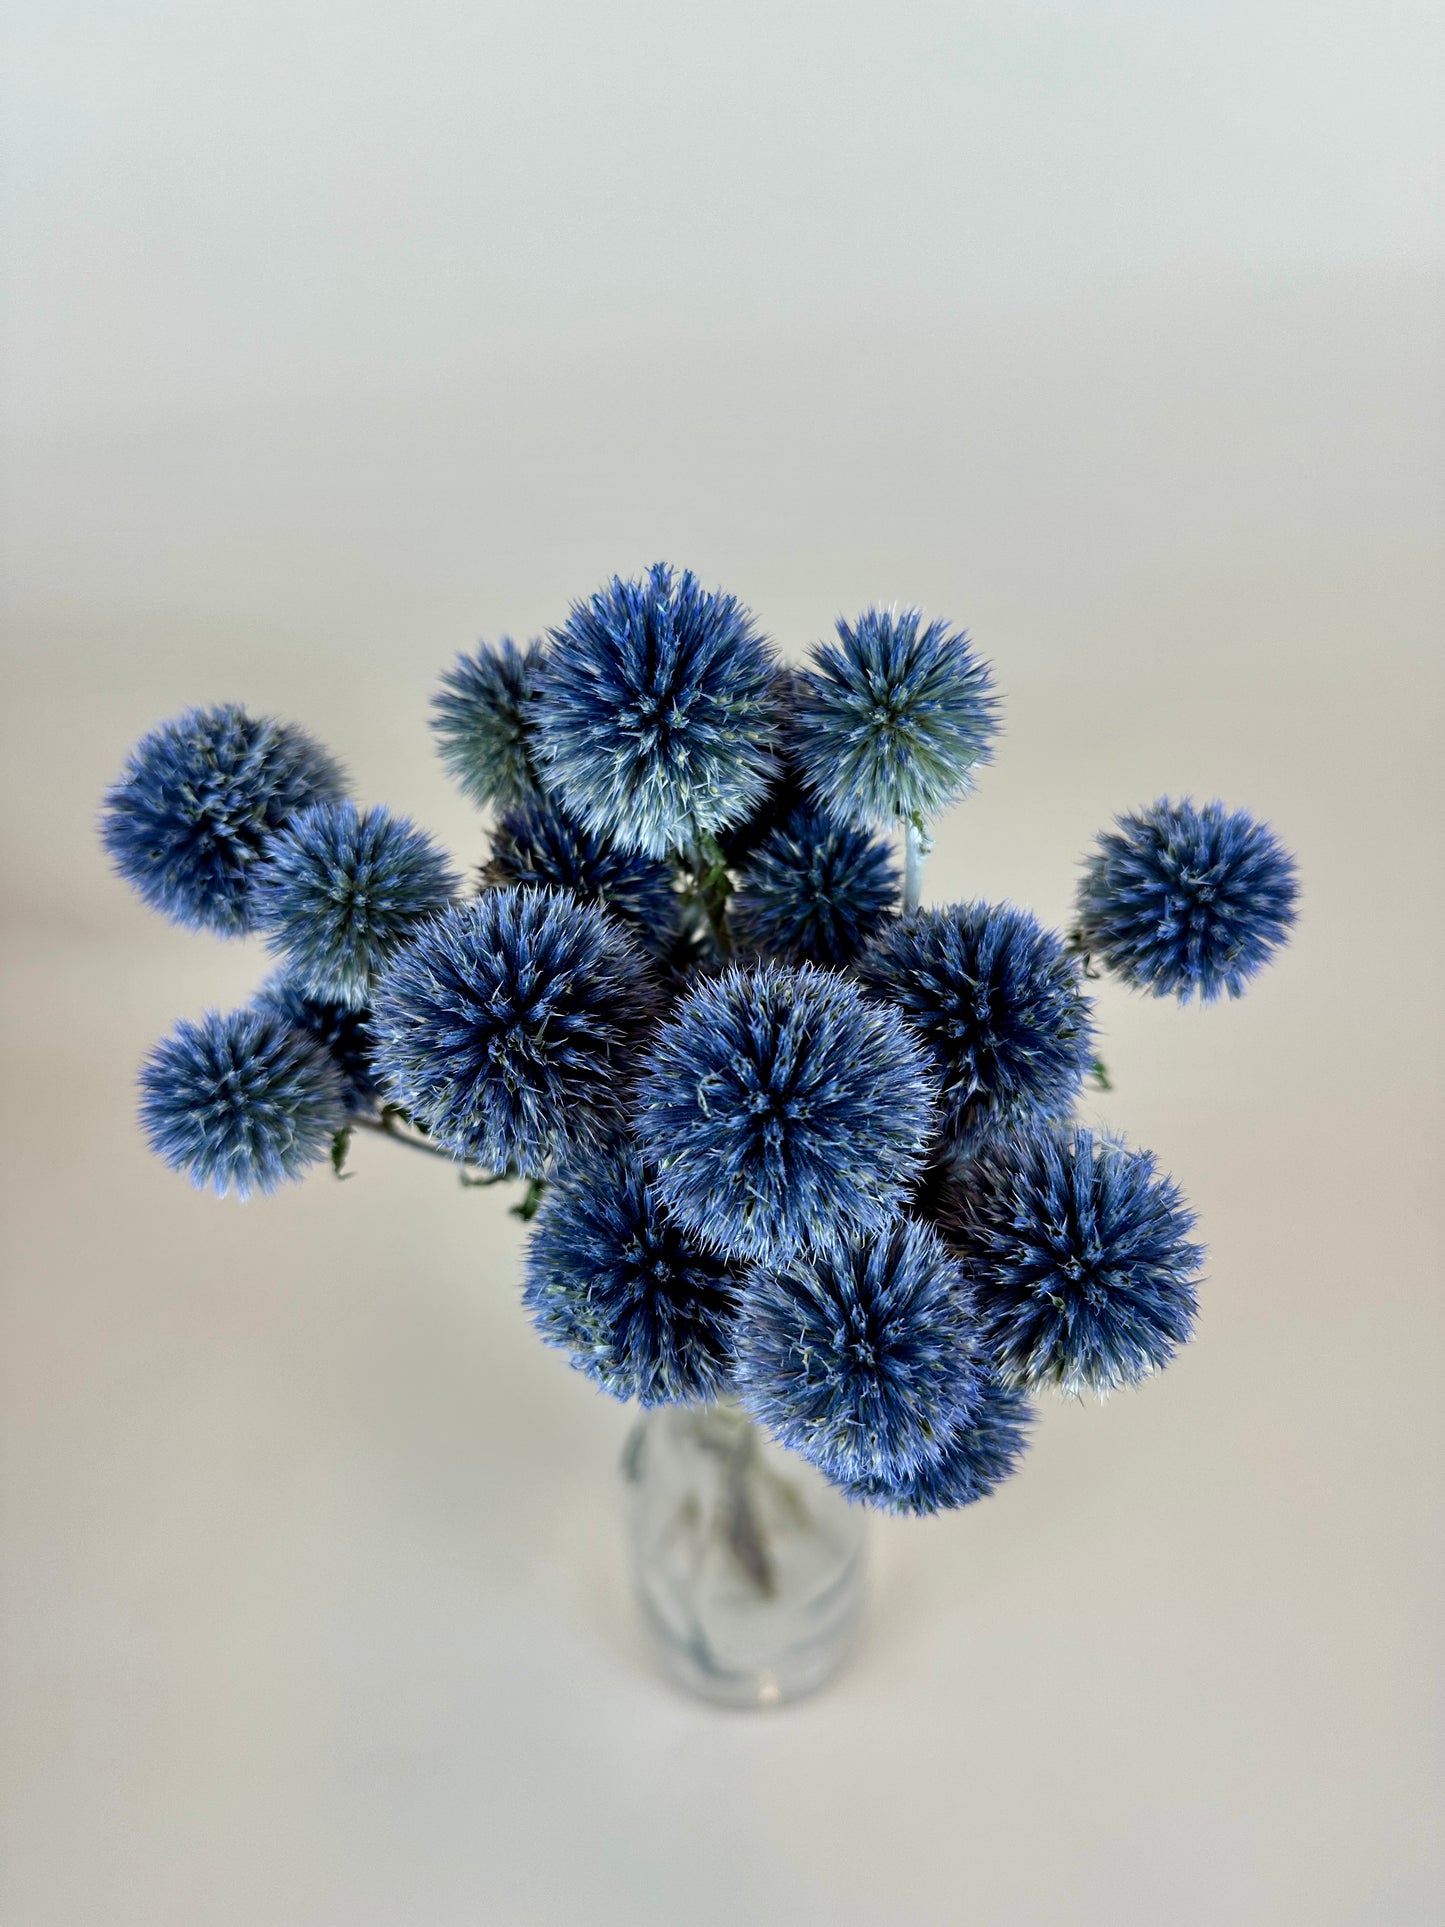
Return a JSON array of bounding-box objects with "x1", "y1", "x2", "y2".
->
[{"x1": 3, "y1": 4, "x2": 1442, "y2": 1923}]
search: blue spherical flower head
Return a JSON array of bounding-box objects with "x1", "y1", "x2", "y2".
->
[
  {"x1": 431, "y1": 636, "x2": 546, "y2": 811},
  {"x1": 792, "y1": 607, "x2": 999, "y2": 831},
  {"x1": 102, "y1": 704, "x2": 346, "y2": 936},
  {"x1": 733, "y1": 1217, "x2": 984, "y2": 1485},
  {"x1": 139, "y1": 1007, "x2": 346, "y2": 1198},
  {"x1": 1076, "y1": 797, "x2": 1299, "y2": 1002},
  {"x1": 731, "y1": 808, "x2": 899, "y2": 966},
  {"x1": 252, "y1": 970, "x2": 381, "y2": 1116},
  {"x1": 254, "y1": 801, "x2": 459, "y2": 1007},
  {"x1": 715, "y1": 667, "x2": 812, "y2": 867},
  {"x1": 857, "y1": 903, "x2": 1094, "y2": 1155},
  {"x1": 946, "y1": 1128, "x2": 1204, "y2": 1397},
  {"x1": 523, "y1": 1146, "x2": 741, "y2": 1406},
  {"x1": 531, "y1": 563, "x2": 781, "y2": 858},
  {"x1": 369, "y1": 886, "x2": 657, "y2": 1175},
  {"x1": 842, "y1": 1373, "x2": 1035, "y2": 1514},
  {"x1": 634, "y1": 961, "x2": 938, "y2": 1264},
  {"x1": 485, "y1": 795, "x2": 679, "y2": 955}
]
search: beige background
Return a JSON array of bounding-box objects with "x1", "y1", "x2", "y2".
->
[{"x1": 3, "y1": 3, "x2": 1443, "y2": 1922}]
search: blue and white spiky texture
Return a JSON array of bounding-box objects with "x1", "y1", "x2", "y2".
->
[
  {"x1": 731, "y1": 808, "x2": 899, "y2": 966},
  {"x1": 523, "y1": 1146, "x2": 741, "y2": 1407},
  {"x1": 732, "y1": 1217, "x2": 983, "y2": 1485},
  {"x1": 431, "y1": 636, "x2": 547, "y2": 811},
  {"x1": 946, "y1": 1127, "x2": 1204, "y2": 1397},
  {"x1": 251, "y1": 970, "x2": 381, "y2": 1116},
  {"x1": 530, "y1": 564, "x2": 781, "y2": 858},
  {"x1": 715, "y1": 667, "x2": 811, "y2": 867},
  {"x1": 857, "y1": 902, "x2": 1094, "y2": 1154},
  {"x1": 102, "y1": 705, "x2": 346, "y2": 936},
  {"x1": 841, "y1": 1373, "x2": 1034, "y2": 1513},
  {"x1": 485, "y1": 795, "x2": 679, "y2": 955},
  {"x1": 633, "y1": 961, "x2": 938, "y2": 1265},
  {"x1": 254, "y1": 801, "x2": 459, "y2": 1007},
  {"x1": 139, "y1": 1007, "x2": 346, "y2": 1197},
  {"x1": 368, "y1": 886, "x2": 656, "y2": 1176},
  {"x1": 791, "y1": 607, "x2": 999, "y2": 830},
  {"x1": 1076, "y1": 797, "x2": 1299, "y2": 1002}
]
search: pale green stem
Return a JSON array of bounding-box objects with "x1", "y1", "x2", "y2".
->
[{"x1": 903, "y1": 818, "x2": 930, "y2": 914}]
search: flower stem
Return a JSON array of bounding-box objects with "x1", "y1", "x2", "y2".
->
[
  {"x1": 902, "y1": 816, "x2": 930, "y2": 914},
  {"x1": 351, "y1": 1111, "x2": 495, "y2": 1179}
]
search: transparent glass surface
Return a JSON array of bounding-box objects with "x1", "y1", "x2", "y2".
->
[{"x1": 621, "y1": 1399, "x2": 866, "y2": 1708}]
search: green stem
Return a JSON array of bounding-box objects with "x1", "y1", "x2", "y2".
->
[{"x1": 902, "y1": 815, "x2": 931, "y2": 914}]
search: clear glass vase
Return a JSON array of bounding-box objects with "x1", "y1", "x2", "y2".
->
[{"x1": 621, "y1": 1398, "x2": 866, "y2": 1708}]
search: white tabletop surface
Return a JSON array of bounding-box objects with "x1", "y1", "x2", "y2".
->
[{"x1": 3, "y1": 4, "x2": 1442, "y2": 1921}]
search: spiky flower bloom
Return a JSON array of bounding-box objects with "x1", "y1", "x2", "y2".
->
[
  {"x1": 791, "y1": 607, "x2": 998, "y2": 830},
  {"x1": 251, "y1": 971, "x2": 380, "y2": 1115},
  {"x1": 369, "y1": 887, "x2": 656, "y2": 1175},
  {"x1": 484, "y1": 796, "x2": 679, "y2": 954},
  {"x1": 254, "y1": 801, "x2": 459, "y2": 1006},
  {"x1": 857, "y1": 903, "x2": 1094, "y2": 1154},
  {"x1": 530, "y1": 563, "x2": 780, "y2": 858},
  {"x1": 733, "y1": 1218, "x2": 982, "y2": 1485},
  {"x1": 431, "y1": 636, "x2": 546, "y2": 811},
  {"x1": 731, "y1": 809, "x2": 899, "y2": 966},
  {"x1": 139, "y1": 1008, "x2": 345, "y2": 1197},
  {"x1": 715, "y1": 667, "x2": 811, "y2": 867},
  {"x1": 523, "y1": 1147, "x2": 741, "y2": 1406},
  {"x1": 102, "y1": 705, "x2": 346, "y2": 936},
  {"x1": 946, "y1": 1128, "x2": 1204, "y2": 1397},
  {"x1": 842, "y1": 1373, "x2": 1034, "y2": 1513},
  {"x1": 1076, "y1": 797, "x2": 1299, "y2": 1002},
  {"x1": 634, "y1": 962, "x2": 937, "y2": 1264}
]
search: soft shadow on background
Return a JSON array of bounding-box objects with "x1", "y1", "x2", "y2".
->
[{"x1": 3, "y1": 3, "x2": 1442, "y2": 1923}]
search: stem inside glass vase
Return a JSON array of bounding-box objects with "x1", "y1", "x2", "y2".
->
[{"x1": 621, "y1": 1397, "x2": 866, "y2": 1708}]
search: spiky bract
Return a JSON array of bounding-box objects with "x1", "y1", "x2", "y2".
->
[
  {"x1": 523, "y1": 1147, "x2": 741, "y2": 1406},
  {"x1": 369, "y1": 887, "x2": 656, "y2": 1175},
  {"x1": 731, "y1": 809, "x2": 899, "y2": 966},
  {"x1": 946, "y1": 1128, "x2": 1204, "y2": 1397},
  {"x1": 792, "y1": 607, "x2": 998, "y2": 830},
  {"x1": 530, "y1": 564, "x2": 780, "y2": 857},
  {"x1": 733, "y1": 1218, "x2": 982, "y2": 1485},
  {"x1": 857, "y1": 902, "x2": 1094, "y2": 1153},
  {"x1": 485, "y1": 795, "x2": 679, "y2": 953},
  {"x1": 255, "y1": 801, "x2": 459, "y2": 1006},
  {"x1": 430, "y1": 636, "x2": 546, "y2": 811},
  {"x1": 634, "y1": 962, "x2": 937, "y2": 1264},
  {"x1": 252, "y1": 971, "x2": 380, "y2": 1115},
  {"x1": 102, "y1": 705, "x2": 345, "y2": 936},
  {"x1": 139, "y1": 1008, "x2": 345, "y2": 1197},
  {"x1": 1076, "y1": 797, "x2": 1299, "y2": 1002},
  {"x1": 842, "y1": 1374, "x2": 1034, "y2": 1513}
]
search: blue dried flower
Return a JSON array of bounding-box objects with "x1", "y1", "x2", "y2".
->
[
  {"x1": 485, "y1": 795, "x2": 679, "y2": 954},
  {"x1": 946, "y1": 1128, "x2": 1204, "y2": 1397},
  {"x1": 251, "y1": 971, "x2": 381, "y2": 1116},
  {"x1": 530, "y1": 563, "x2": 780, "y2": 857},
  {"x1": 731, "y1": 809, "x2": 899, "y2": 966},
  {"x1": 792, "y1": 607, "x2": 999, "y2": 830},
  {"x1": 842, "y1": 1373, "x2": 1034, "y2": 1513},
  {"x1": 856, "y1": 903, "x2": 1094, "y2": 1154},
  {"x1": 431, "y1": 636, "x2": 546, "y2": 811},
  {"x1": 733, "y1": 1218, "x2": 983, "y2": 1485},
  {"x1": 634, "y1": 961, "x2": 937, "y2": 1264},
  {"x1": 102, "y1": 705, "x2": 345, "y2": 936},
  {"x1": 1076, "y1": 797, "x2": 1299, "y2": 1002},
  {"x1": 369, "y1": 887, "x2": 656, "y2": 1175},
  {"x1": 715, "y1": 667, "x2": 811, "y2": 867},
  {"x1": 254, "y1": 801, "x2": 459, "y2": 1007},
  {"x1": 523, "y1": 1146, "x2": 741, "y2": 1407},
  {"x1": 139, "y1": 1007, "x2": 345, "y2": 1197}
]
